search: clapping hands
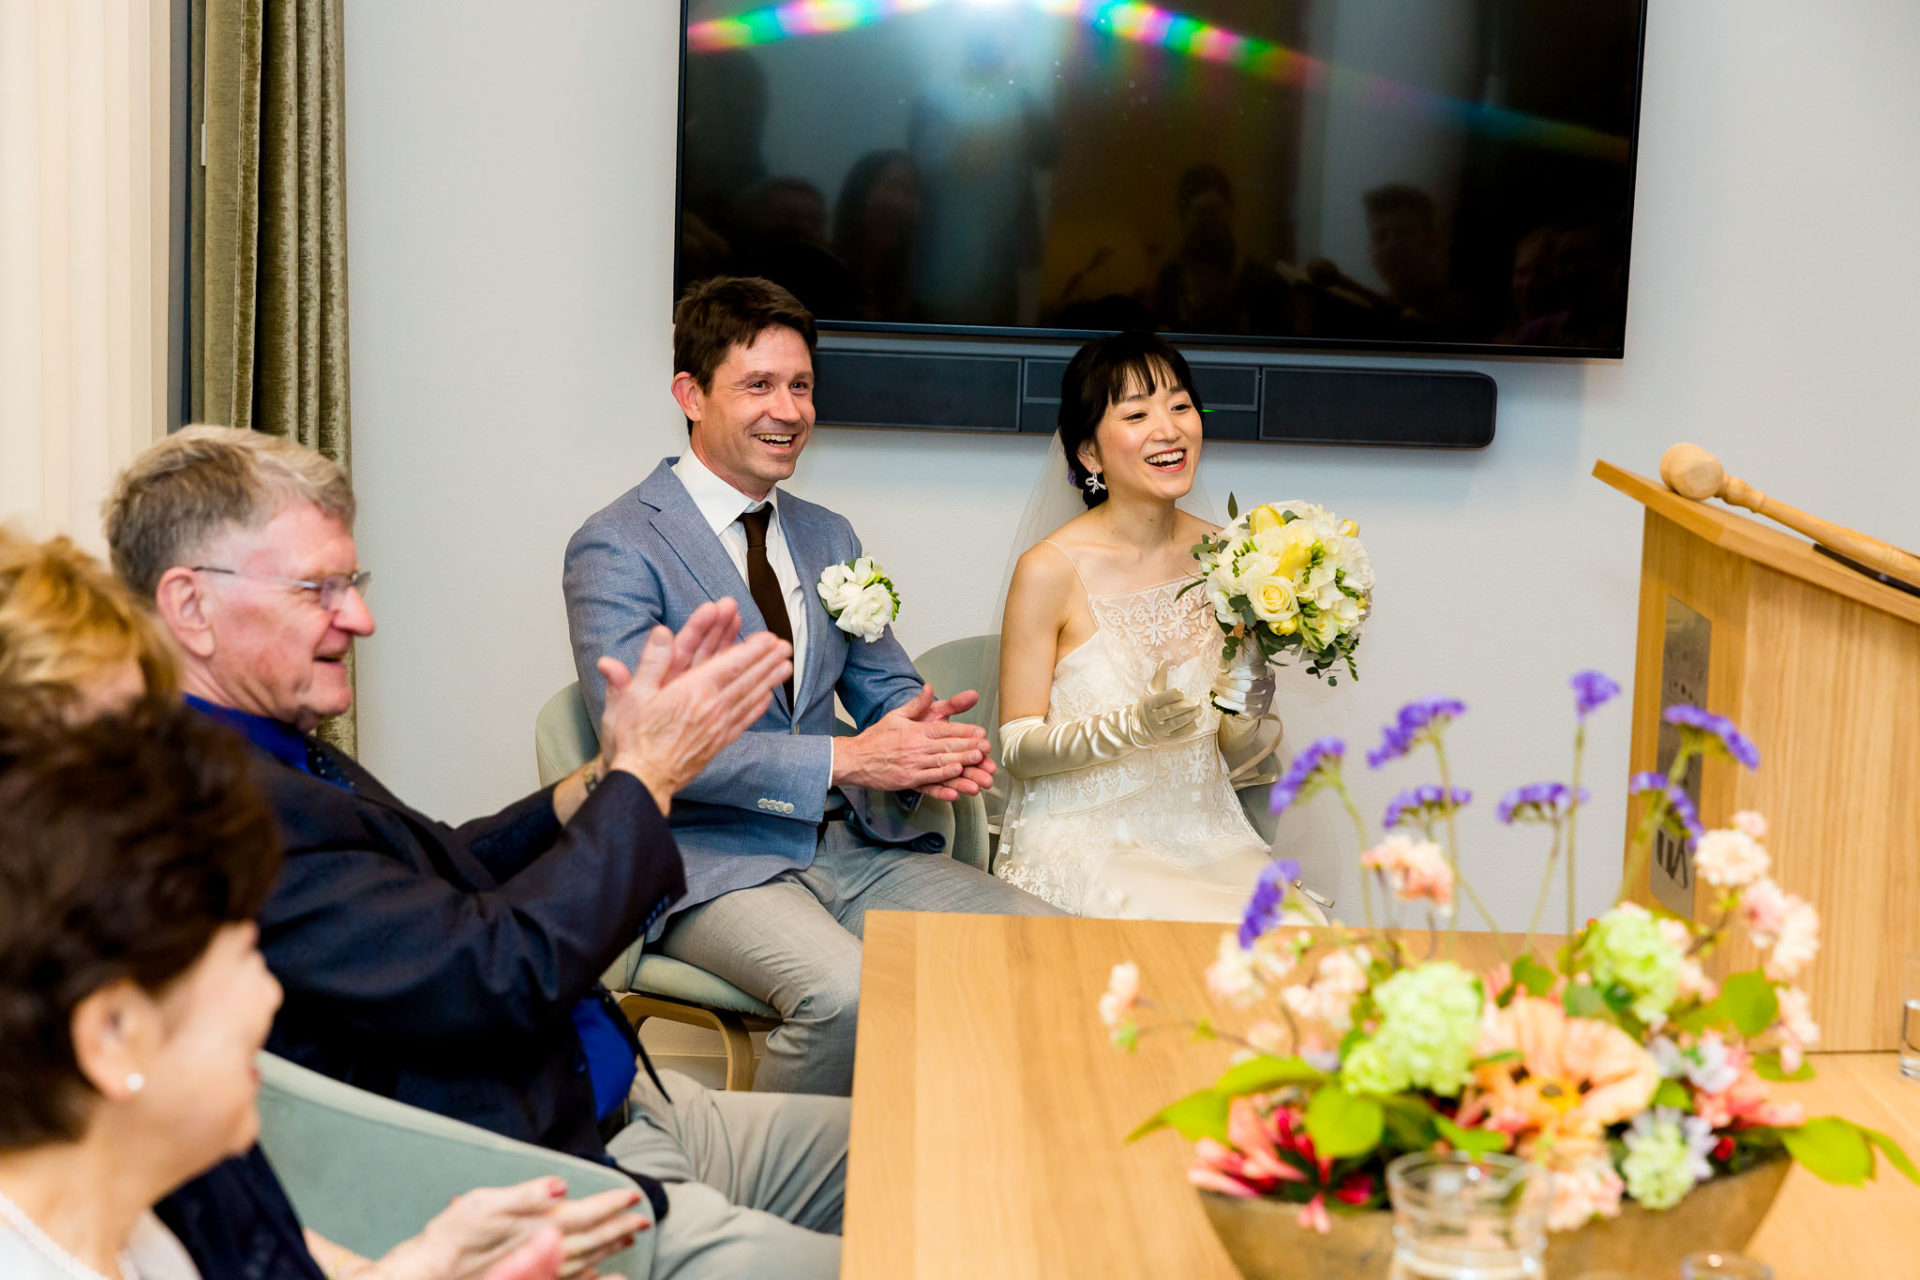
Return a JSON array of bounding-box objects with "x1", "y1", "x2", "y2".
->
[
  {"x1": 364, "y1": 1177, "x2": 650, "y2": 1280},
  {"x1": 831, "y1": 684, "x2": 997, "y2": 802},
  {"x1": 595, "y1": 599, "x2": 793, "y2": 814}
]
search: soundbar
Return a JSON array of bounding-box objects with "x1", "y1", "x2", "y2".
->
[{"x1": 812, "y1": 348, "x2": 1494, "y2": 448}]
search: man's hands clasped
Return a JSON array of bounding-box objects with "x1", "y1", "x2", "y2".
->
[{"x1": 831, "y1": 684, "x2": 997, "y2": 803}]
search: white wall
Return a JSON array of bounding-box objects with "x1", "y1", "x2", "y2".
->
[{"x1": 345, "y1": 0, "x2": 1920, "y2": 930}]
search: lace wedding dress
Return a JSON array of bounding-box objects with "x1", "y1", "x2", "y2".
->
[{"x1": 993, "y1": 549, "x2": 1282, "y2": 921}]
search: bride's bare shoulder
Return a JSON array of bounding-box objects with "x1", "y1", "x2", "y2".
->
[
  {"x1": 1177, "y1": 508, "x2": 1222, "y2": 539},
  {"x1": 1012, "y1": 536, "x2": 1079, "y2": 588}
]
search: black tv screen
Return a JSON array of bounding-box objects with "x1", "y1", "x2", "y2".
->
[{"x1": 677, "y1": 0, "x2": 1646, "y2": 357}]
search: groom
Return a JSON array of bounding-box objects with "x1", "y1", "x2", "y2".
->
[{"x1": 564, "y1": 276, "x2": 1058, "y2": 1096}]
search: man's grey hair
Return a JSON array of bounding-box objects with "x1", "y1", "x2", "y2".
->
[{"x1": 105, "y1": 426, "x2": 357, "y2": 597}]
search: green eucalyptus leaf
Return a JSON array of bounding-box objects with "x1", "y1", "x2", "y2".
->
[
  {"x1": 1433, "y1": 1114, "x2": 1509, "y2": 1157},
  {"x1": 1562, "y1": 983, "x2": 1608, "y2": 1019},
  {"x1": 1720, "y1": 970, "x2": 1780, "y2": 1038},
  {"x1": 1862, "y1": 1126, "x2": 1920, "y2": 1184},
  {"x1": 1512, "y1": 954, "x2": 1556, "y2": 997},
  {"x1": 1304, "y1": 1088, "x2": 1385, "y2": 1159},
  {"x1": 1213, "y1": 1054, "x2": 1326, "y2": 1098},
  {"x1": 1128, "y1": 1087, "x2": 1230, "y2": 1144},
  {"x1": 1227, "y1": 493, "x2": 1239, "y2": 520},
  {"x1": 1781, "y1": 1117, "x2": 1874, "y2": 1186},
  {"x1": 1652, "y1": 1079, "x2": 1691, "y2": 1110},
  {"x1": 1751, "y1": 1051, "x2": 1815, "y2": 1083}
]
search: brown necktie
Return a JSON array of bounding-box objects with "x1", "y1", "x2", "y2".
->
[{"x1": 737, "y1": 506, "x2": 795, "y2": 708}]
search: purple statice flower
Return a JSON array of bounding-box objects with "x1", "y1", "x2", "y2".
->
[
  {"x1": 1366, "y1": 697, "x2": 1467, "y2": 769},
  {"x1": 1662, "y1": 705, "x2": 1761, "y2": 770},
  {"x1": 1496, "y1": 781, "x2": 1592, "y2": 824},
  {"x1": 1237, "y1": 857, "x2": 1304, "y2": 948},
  {"x1": 1571, "y1": 670, "x2": 1622, "y2": 721},
  {"x1": 1665, "y1": 785, "x2": 1704, "y2": 845},
  {"x1": 1627, "y1": 771, "x2": 1703, "y2": 847},
  {"x1": 1383, "y1": 784, "x2": 1473, "y2": 829},
  {"x1": 1270, "y1": 737, "x2": 1347, "y2": 816}
]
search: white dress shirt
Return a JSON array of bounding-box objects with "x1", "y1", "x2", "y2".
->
[{"x1": 673, "y1": 450, "x2": 809, "y2": 703}]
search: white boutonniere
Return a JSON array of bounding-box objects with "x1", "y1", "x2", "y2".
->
[{"x1": 816, "y1": 556, "x2": 899, "y2": 643}]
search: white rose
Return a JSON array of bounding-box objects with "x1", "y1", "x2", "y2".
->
[
  {"x1": 1232, "y1": 550, "x2": 1281, "y2": 597},
  {"x1": 1207, "y1": 582, "x2": 1239, "y2": 627},
  {"x1": 847, "y1": 555, "x2": 878, "y2": 586},
  {"x1": 836, "y1": 582, "x2": 895, "y2": 642},
  {"x1": 816, "y1": 563, "x2": 863, "y2": 613}
]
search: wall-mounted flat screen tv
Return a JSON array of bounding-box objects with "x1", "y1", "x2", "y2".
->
[{"x1": 677, "y1": 0, "x2": 1647, "y2": 358}]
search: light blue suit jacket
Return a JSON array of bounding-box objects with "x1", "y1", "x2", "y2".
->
[{"x1": 563, "y1": 459, "x2": 944, "y2": 924}]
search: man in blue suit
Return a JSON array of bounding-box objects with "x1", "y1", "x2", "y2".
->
[{"x1": 565, "y1": 277, "x2": 1057, "y2": 1096}]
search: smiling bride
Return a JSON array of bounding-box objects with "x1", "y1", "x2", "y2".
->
[{"x1": 990, "y1": 331, "x2": 1320, "y2": 922}]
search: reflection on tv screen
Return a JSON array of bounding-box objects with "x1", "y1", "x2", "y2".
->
[{"x1": 678, "y1": 0, "x2": 1645, "y2": 356}]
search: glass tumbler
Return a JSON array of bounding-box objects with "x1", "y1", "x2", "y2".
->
[
  {"x1": 1386, "y1": 1152, "x2": 1549, "y2": 1280},
  {"x1": 1902, "y1": 952, "x2": 1920, "y2": 1079},
  {"x1": 1679, "y1": 1252, "x2": 1773, "y2": 1280}
]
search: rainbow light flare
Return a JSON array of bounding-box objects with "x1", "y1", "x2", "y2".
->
[{"x1": 686, "y1": 0, "x2": 1629, "y2": 163}]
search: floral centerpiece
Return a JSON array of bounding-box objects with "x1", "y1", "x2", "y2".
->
[
  {"x1": 1185, "y1": 498, "x2": 1373, "y2": 686},
  {"x1": 1101, "y1": 673, "x2": 1916, "y2": 1266}
]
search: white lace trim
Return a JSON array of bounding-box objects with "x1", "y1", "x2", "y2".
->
[{"x1": 996, "y1": 579, "x2": 1267, "y2": 914}]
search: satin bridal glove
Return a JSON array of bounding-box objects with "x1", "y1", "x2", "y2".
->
[
  {"x1": 1210, "y1": 647, "x2": 1275, "y2": 717},
  {"x1": 1001, "y1": 664, "x2": 1203, "y2": 779},
  {"x1": 1213, "y1": 650, "x2": 1284, "y2": 782}
]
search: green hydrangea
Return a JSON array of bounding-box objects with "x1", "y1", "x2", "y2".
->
[
  {"x1": 1621, "y1": 1115, "x2": 1697, "y2": 1210},
  {"x1": 1581, "y1": 904, "x2": 1682, "y2": 1025},
  {"x1": 1338, "y1": 960, "x2": 1483, "y2": 1097}
]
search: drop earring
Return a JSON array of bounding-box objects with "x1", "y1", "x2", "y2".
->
[{"x1": 1084, "y1": 470, "x2": 1106, "y2": 495}]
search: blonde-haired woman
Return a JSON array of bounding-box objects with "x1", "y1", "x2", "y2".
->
[
  {"x1": 0, "y1": 530, "x2": 177, "y2": 720},
  {"x1": 0, "y1": 531, "x2": 640, "y2": 1280}
]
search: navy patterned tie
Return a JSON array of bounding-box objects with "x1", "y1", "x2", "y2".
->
[{"x1": 305, "y1": 739, "x2": 355, "y2": 790}]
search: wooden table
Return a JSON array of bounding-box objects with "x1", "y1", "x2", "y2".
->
[{"x1": 844, "y1": 913, "x2": 1920, "y2": 1279}]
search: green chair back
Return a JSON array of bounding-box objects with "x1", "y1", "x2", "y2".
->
[{"x1": 256, "y1": 1053, "x2": 650, "y2": 1277}]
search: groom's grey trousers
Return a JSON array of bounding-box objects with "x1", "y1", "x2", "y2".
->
[{"x1": 657, "y1": 813, "x2": 1061, "y2": 1095}]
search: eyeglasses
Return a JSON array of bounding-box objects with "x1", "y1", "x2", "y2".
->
[{"x1": 191, "y1": 566, "x2": 372, "y2": 611}]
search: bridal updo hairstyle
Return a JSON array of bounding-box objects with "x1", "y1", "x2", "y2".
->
[
  {"x1": 0, "y1": 708, "x2": 281, "y2": 1146},
  {"x1": 1057, "y1": 331, "x2": 1203, "y2": 508}
]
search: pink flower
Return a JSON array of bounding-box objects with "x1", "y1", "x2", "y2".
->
[
  {"x1": 1765, "y1": 899, "x2": 1820, "y2": 980},
  {"x1": 1297, "y1": 1194, "x2": 1331, "y2": 1234},
  {"x1": 1545, "y1": 1150, "x2": 1625, "y2": 1231},
  {"x1": 1741, "y1": 878, "x2": 1790, "y2": 941},
  {"x1": 1694, "y1": 828, "x2": 1770, "y2": 889},
  {"x1": 1099, "y1": 962, "x2": 1140, "y2": 1028},
  {"x1": 1659, "y1": 918, "x2": 1718, "y2": 1002},
  {"x1": 1206, "y1": 933, "x2": 1261, "y2": 1005},
  {"x1": 1730, "y1": 810, "x2": 1768, "y2": 840},
  {"x1": 1466, "y1": 997, "x2": 1659, "y2": 1141},
  {"x1": 1692, "y1": 1043, "x2": 1806, "y2": 1129},
  {"x1": 1775, "y1": 986, "x2": 1821, "y2": 1072},
  {"x1": 1361, "y1": 832, "x2": 1455, "y2": 908}
]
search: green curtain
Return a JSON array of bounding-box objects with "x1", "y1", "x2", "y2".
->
[{"x1": 191, "y1": 0, "x2": 357, "y2": 754}]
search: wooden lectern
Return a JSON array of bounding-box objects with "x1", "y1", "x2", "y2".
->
[{"x1": 1597, "y1": 460, "x2": 1920, "y2": 1051}]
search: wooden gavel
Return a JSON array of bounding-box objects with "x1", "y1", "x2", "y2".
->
[{"x1": 1660, "y1": 443, "x2": 1920, "y2": 587}]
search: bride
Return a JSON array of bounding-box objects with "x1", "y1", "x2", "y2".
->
[{"x1": 991, "y1": 331, "x2": 1315, "y2": 922}]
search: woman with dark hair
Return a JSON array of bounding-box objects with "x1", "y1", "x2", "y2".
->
[{"x1": 989, "y1": 332, "x2": 1315, "y2": 921}]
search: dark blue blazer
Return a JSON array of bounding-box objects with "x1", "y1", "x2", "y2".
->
[
  {"x1": 156, "y1": 1148, "x2": 325, "y2": 1280},
  {"x1": 245, "y1": 742, "x2": 683, "y2": 1213}
]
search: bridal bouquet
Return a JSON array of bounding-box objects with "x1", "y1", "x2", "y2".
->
[
  {"x1": 1186, "y1": 498, "x2": 1373, "y2": 685},
  {"x1": 1100, "y1": 674, "x2": 1916, "y2": 1234}
]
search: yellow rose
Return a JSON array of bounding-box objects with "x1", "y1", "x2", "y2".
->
[
  {"x1": 1250, "y1": 575, "x2": 1298, "y2": 625},
  {"x1": 1247, "y1": 503, "x2": 1286, "y2": 533}
]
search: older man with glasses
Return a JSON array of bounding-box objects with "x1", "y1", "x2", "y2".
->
[{"x1": 107, "y1": 426, "x2": 849, "y2": 1279}]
